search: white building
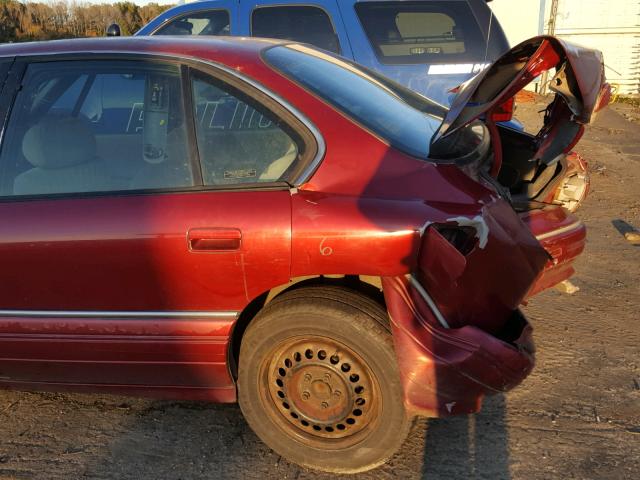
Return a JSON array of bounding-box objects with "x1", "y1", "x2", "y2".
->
[{"x1": 490, "y1": 0, "x2": 640, "y2": 95}]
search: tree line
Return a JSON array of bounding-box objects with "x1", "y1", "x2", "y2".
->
[{"x1": 0, "y1": 0, "x2": 173, "y2": 42}]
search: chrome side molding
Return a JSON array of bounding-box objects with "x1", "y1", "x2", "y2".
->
[{"x1": 0, "y1": 310, "x2": 239, "y2": 319}]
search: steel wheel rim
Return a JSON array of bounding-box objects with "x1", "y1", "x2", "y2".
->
[{"x1": 261, "y1": 335, "x2": 381, "y2": 448}]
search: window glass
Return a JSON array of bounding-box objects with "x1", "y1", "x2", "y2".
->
[
  {"x1": 191, "y1": 73, "x2": 300, "y2": 185},
  {"x1": 264, "y1": 44, "x2": 443, "y2": 159},
  {"x1": 252, "y1": 6, "x2": 341, "y2": 54},
  {"x1": 0, "y1": 61, "x2": 194, "y2": 197},
  {"x1": 355, "y1": 1, "x2": 486, "y2": 65},
  {"x1": 0, "y1": 59, "x2": 13, "y2": 92},
  {"x1": 155, "y1": 10, "x2": 230, "y2": 36}
]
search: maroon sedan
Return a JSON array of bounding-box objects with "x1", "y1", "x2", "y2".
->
[{"x1": 0, "y1": 36, "x2": 608, "y2": 472}]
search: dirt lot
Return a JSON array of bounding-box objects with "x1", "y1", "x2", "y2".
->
[{"x1": 1, "y1": 100, "x2": 639, "y2": 480}]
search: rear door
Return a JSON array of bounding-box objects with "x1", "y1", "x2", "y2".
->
[
  {"x1": 338, "y1": 0, "x2": 509, "y2": 105},
  {"x1": 240, "y1": 0, "x2": 353, "y2": 57},
  {"x1": 0, "y1": 55, "x2": 308, "y2": 396}
]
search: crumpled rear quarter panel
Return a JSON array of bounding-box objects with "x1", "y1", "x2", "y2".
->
[
  {"x1": 418, "y1": 198, "x2": 549, "y2": 334},
  {"x1": 382, "y1": 276, "x2": 535, "y2": 417}
]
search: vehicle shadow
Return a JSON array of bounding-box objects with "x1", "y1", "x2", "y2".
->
[
  {"x1": 79, "y1": 393, "x2": 510, "y2": 479},
  {"x1": 80, "y1": 401, "x2": 298, "y2": 480},
  {"x1": 420, "y1": 394, "x2": 511, "y2": 480}
]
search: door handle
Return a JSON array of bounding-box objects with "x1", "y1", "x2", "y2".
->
[{"x1": 187, "y1": 228, "x2": 242, "y2": 252}]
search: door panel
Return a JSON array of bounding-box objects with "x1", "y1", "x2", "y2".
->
[
  {"x1": 0, "y1": 191, "x2": 290, "y2": 310},
  {"x1": 0, "y1": 190, "x2": 291, "y2": 390},
  {"x1": 0, "y1": 53, "x2": 299, "y2": 393},
  {"x1": 0, "y1": 313, "x2": 236, "y2": 400}
]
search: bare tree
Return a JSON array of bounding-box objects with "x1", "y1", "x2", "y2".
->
[{"x1": 0, "y1": 0, "x2": 172, "y2": 42}]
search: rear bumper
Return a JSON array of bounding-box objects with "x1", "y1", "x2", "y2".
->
[
  {"x1": 521, "y1": 207, "x2": 586, "y2": 297},
  {"x1": 382, "y1": 276, "x2": 534, "y2": 418}
]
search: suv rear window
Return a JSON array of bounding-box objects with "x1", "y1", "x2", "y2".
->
[
  {"x1": 252, "y1": 6, "x2": 341, "y2": 54},
  {"x1": 264, "y1": 44, "x2": 444, "y2": 159},
  {"x1": 355, "y1": 1, "x2": 486, "y2": 65}
]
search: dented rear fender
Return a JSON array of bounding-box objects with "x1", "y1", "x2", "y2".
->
[
  {"x1": 382, "y1": 275, "x2": 535, "y2": 417},
  {"x1": 416, "y1": 196, "x2": 549, "y2": 334}
]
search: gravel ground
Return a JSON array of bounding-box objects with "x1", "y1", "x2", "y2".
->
[{"x1": 0, "y1": 100, "x2": 639, "y2": 480}]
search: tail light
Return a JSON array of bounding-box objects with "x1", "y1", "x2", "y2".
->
[
  {"x1": 555, "y1": 172, "x2": 589, "y2": 212},
  {"x1": 591, "y1": 82, "x2": 612, "y2": 122},
  {"x1": 553, "y1": 152, "x2": 590, "y2": 212}
]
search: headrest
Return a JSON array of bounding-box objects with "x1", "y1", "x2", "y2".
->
[{"x1": 22, "y1": 116, "x2": 96, "y2": 169}]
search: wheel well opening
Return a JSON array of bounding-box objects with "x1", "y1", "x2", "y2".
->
[{"x1": 228, "y1": 275, "x2": 385, "y2": 379}]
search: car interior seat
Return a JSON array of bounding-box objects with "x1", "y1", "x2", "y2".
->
[{"x1": 13, "y1": 116, "x2": 114, "y2": 195}]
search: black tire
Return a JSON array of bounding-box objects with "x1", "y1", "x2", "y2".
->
[{"x1": 238, "y1": 286, "x2": 410, "y2": 474}]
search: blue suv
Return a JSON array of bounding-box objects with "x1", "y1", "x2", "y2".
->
[{"x1": 136, "y1": 0, "x2": 510, "y2": 106}]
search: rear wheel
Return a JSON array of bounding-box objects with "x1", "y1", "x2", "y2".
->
[{"x1": 238, "y1": 286, "x2": 410, "y2": 474}]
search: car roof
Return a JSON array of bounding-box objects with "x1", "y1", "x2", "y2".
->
[
  {"x1": 138, "y1": 0, "x2": 373, "y2": 32},
  {"x1": 148, "y1": 0, "x2": 489, "y2": 12},
  {"x1": 144, "y1": 0, "x2": 487, "y2": 17},
  {"x1": 0, "y1": 36, "x2": 284, "y2": 68},
  {"x1": 158, "y1": 0, "x2": 484, "y2": 7},
  {"x1": 155, "y1": 0, "x2": 371, "y2": 7}
]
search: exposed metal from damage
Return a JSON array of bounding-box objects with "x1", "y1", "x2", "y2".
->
[
  {"x1": 377, "y1": 35, "x2": 610, "y2": 416},
  {"x1": 445, "y1": 215, "x2": 490, "y2": 249}
]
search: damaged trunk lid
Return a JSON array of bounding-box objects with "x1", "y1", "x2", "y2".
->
[
  {"x1": 432, "y1": 35, "x2": 610, "y2": 162},
  {"x1": 418, "y1": 36, "x2": 610, "y2": 333}
]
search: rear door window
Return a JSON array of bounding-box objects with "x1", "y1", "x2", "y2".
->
[
  {"x1": 155, "y1": 10, "x2": 230, "y2": 36},
  {"x1": 355, "y1": 1, "x2": 486, "y2": 65},
  {"x1": 190, "y1": 72, "x2": 302, "y2": 186},
  {"x1": 0, "y1": 60, "x2": 195, "y2": 197},
  {"x1": 251, "y1": 6, "x2": 341, "y2": 54},
  {"x1": 0, "y1": 59, "x2": 12, "y2": 89}
]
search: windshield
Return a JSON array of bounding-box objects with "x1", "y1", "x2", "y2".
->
[{"x1": 263, "y1": 44, "x2": 444, "y2": 159}]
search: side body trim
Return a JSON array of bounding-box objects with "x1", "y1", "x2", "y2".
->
[{"x1": 0, "y1": 310, "x2": 239, "y2": 319}]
